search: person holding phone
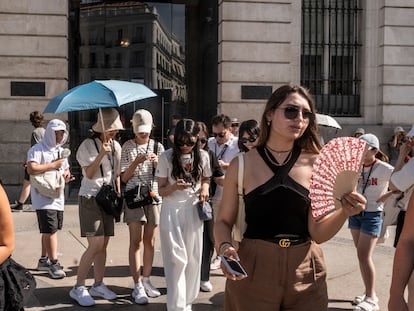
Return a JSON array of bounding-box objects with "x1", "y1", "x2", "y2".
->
[
  {"x1": 214, "y1": 84, "x2": 367, "y2": 311},
  {"x1": 70, "y1": 108, "x2": 123, "y2": 306},
  {"x1": 156, "y1": 119, "x2": 211, "y2": 311},
  {"x1": 120, "y1": 109, "x2": 164, "y2": 304}
]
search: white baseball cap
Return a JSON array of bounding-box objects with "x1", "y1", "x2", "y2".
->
[
  {"x1": 359, "y1": 133, "x2": 380, "y2": 150},
  {"x1": 132, "y1": 109, "x2": 153, "y2": 134},
  {"x1": 394, "y1": 126, "x2": 404, "y2": 134},
  {"x1": 354, "y1": 128, "x2": 365, "y2": 135}
]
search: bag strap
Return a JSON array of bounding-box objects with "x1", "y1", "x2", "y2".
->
[
  {"x1": 237, "y1": 153, "x2": 244, "y2": 196},
  {"x1": 152, "y1": 140, "x2": 158, "y2": 177},
  {"x1": 92, "y1": 138, "x2": 115, "y2": 186}
]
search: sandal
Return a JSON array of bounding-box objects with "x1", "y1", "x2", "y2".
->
[
  {"x1": 352, "y1": 294, "x2": 365, "y2": 305},
  {"x1": 354, "y1": 297, "x2": 379, "y2": 311}
]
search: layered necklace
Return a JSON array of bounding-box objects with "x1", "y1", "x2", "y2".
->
[{"x1": 264, "y1": 145, "x2": 293, "y2": 166}]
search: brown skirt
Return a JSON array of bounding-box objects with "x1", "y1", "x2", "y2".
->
[{"x1": 224, "y1": 238, "x2": 328, "y2": 311}]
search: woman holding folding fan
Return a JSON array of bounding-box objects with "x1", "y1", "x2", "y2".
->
[{"x1": 215, "y1": 84, "x2": 367, "y2": 311}]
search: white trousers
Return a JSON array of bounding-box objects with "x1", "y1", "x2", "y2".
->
[{"x1": 160, "y1": 200, "x2": 203, "y2": 311}]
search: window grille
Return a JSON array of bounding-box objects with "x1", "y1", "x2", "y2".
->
[{"x1": 301, "y1": 0, "x2": 362, "y2": 116}]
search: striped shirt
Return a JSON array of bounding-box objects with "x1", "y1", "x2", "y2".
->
[{"x1": 120, "y1": 139, "x2": 165, "y2": 201}]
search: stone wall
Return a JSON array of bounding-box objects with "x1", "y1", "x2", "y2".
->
[{"x1": 0, "y1": 0, "x2": 69, "y2": 199}]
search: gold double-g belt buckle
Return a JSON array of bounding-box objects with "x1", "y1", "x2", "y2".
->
[{"x1": 278, "y1": 238, "x2": 291, "y2": 248}]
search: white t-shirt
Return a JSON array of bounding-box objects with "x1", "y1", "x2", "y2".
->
[
  {"x1": 391, "y1": 157, "x2": 414, "y2": 192},
  {"x1": 390, "y1": 157, "x2": 414, "y2": 211},
  {"x1": 155, "y1": 149, "x2": 211, "y2": 205},
  {"x1": 27, "y1": 144, "x2": 69, "y2": 211},
  {"x1": 120, "y1": 139, "x2": 165, "y2": 200},
  {"x1": 76, "y1": 138, "x2": 122, "y2": 197},
  {"x1": 207, "y1": 135, "x2": 239, "y2": 200},
  {"x1": 357, "y1": 160, "x2": 394, "y2": 212}
]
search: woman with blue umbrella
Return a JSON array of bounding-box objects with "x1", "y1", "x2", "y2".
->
[{"x1": 70, "y1": 108, "x2": 123, "y2": 307}]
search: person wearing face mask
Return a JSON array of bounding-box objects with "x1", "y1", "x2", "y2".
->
[
  {"x1": 120, "y1": 109, "x2": 165, "y2": 304},
  {"x1": 215, "y1": 84, "x2": 367, "y2": 311},
  {"x1": 26, "y1": 119, "x2": 72, "y2": 280},
  {"x1": 156, "y1": 119, "x2": 211, "y2": 311},
  {"x1": 70, "y1": 108, "x2": 123, "y2": 307}
]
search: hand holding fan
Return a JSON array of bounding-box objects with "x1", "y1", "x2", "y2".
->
[{"x1": 309, "y1": 137, "x2": 368, "y2": 220}]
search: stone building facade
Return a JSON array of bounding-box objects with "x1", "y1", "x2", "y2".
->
[
  {"x1": 0, "y1": 0, "x2": 69, "y2": 198},
  {"x1": 1, "y1": 0, "x2": 414, "y2": 199}
]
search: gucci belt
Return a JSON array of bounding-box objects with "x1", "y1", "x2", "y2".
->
[{"x1": 264, "y1": 236, "x2": 310, "y2": 248}]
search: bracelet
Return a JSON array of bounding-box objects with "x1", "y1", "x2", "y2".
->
[{"x1": 218, "y1": 241, "x2": 233, "y2": 256}]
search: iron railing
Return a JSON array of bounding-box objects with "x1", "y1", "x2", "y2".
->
[{"x1": 301, "y1": 0, "x2": 362, "y2": 116}]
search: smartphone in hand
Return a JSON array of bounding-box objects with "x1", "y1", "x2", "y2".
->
[{"x1": 220, "y1": 255, "x2": 248, "y2": 277}]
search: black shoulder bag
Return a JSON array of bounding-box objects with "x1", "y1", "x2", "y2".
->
[
  {"x1": 0, "y1": 256, "x2": 36, "y2": 310},
  {"x1": 124, "y1": 140, "x2": 159, "y2": 209},
  {"x1": 93, "y1": 139, "x2": 123, "y2": 222}
]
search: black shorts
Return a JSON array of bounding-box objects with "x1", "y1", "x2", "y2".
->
[{"x1": 36, "y1": 210, "x2": 64, "y2": 234}]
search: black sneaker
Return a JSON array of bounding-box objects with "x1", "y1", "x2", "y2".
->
[{"x1": 10, "y1": 201, "x2": 23, "y2": 211}]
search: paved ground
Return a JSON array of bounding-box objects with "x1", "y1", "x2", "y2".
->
[{"x1": 11, "y1": 204, "x2": 398, "y2": 310}]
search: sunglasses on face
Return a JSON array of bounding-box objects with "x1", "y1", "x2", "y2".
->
[
  {"x1": 212, "y1": 131, "x2": 226, "y2": 138},
  {"x1": 199, "y1": 138, "x2": 208, "y2": 144},
  {"x1": 239, "y1": 136, "x2": 257, "y2": 144},
  {"x1": 279, "y1": 106, "x2": 315, "y2": 121},
  {"x1": 176, "y1": 140, "x2": 196, "y2": 147}
]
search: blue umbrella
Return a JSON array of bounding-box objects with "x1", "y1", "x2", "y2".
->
[{"x1": 44, "y1": 80, "x2": 157, "y2": 113}]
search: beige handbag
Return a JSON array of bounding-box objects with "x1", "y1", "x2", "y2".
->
[
  {"x1": 30, "y1": 170, "x2": 65, "y2": 199},
  {"x1": 232, "y1": 153, "x2": 247, "y2": 242}
]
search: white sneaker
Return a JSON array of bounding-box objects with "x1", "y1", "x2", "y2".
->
[
  {"x1": 132, "y1": 284, "x2": 149, "y2": 304},
  {"x1": 352, "y1": 294, "x2": 365, "y2": 305},
  {"x1": 210, "y1": 256, "x2": 221, "y2": 270},
  {"x1": 142, "y1": 278, "x2": 161, "y2": 298},
  {"x1": 200, "y1": 280, "x2": 213, "y2": 292},
  {"x1": 354, "y1": 296, "x2": 379, "y2": 311},
  {"x1": 89, "y1": 283, "x2": 117, "y2": 300},
  {"x1": 70, "y1": 286, "x2": 95, "y2": 307}
]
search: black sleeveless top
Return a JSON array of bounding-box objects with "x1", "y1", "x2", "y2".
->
[{"x1": 243, "y1": 145, "x2": 311, "y2": 239}]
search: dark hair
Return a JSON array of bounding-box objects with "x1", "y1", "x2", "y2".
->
[
  {"x1": 29, "y1": 111, "x2": 44, "y2": 128},
  {"x1": 238, "y1": 119, "x2": 260, "y2": 152},
  {"x1": 172, "y1": 119, "x2": 203, "y2": 182},
  {"x1": 257, "y1": 84, "x2": 321, "y2": 154},
  {"x1": 195, "y1": 121, "x2": 209, "y2": 151},
  {"x1": 375, "y1": 150, "x2": 390, "y2": 163},
  {"x1": 211, "y1": 114, "x2": 232, "y2": 129}
]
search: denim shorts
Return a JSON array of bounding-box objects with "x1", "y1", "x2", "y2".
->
[{"x1": 348, "y1": 211, "x2": 383, "y2": 237}]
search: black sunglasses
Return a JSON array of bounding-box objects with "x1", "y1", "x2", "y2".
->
[
  {"x1": 176, "y1": 140, "x2": 196, "y2": 147},
  {"x1": 199, "y1": 138, "x2": 208, "y2": 144},
  {"x1": 279, "y1": 106, "x2": 315, "y2": 121},
  {"x1": 212, "y1": 132, "x2": 226, "y2": 138},
  {"x1": 239, "y1": 136, "x2": 257, "y2": 144}
]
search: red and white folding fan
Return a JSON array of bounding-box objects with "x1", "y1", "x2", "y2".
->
[{"x1": 309, "y1": 137, "x2": 368, "y2": 220}]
